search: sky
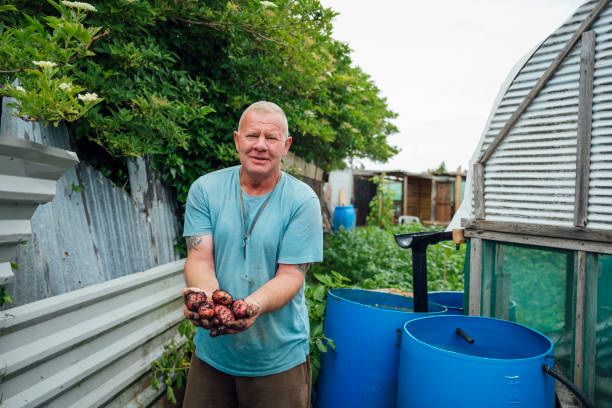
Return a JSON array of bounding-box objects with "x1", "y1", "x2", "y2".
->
[{"x1": 318, "y1": 0, "x2": 586, "y2": 173}]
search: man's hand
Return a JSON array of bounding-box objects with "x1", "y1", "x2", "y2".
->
[
  {"x1": 182, "y1": 287, "x2": 208, "y2": 327},
  {"x1": 222, "y1": 298, "x2": 261, "y2": 334},
  {"x1": 183, "y1": 304, "x2": 202, "y2": 327}
]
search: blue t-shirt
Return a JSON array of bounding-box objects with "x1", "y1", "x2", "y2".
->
[{"x1": 183, "y1": 165, "x2": 323, "y2": 376}]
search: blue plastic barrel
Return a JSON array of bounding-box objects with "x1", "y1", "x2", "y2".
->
[
  {"x1": 316, "y1": 288, "x2": 447, "y2": 408},
  {"x1": 332, "y1": 205, "x2": 356, "y2": 231},
  {"x1": 428, "y1": 291, "x2": 464, "y2": 315},
  {"x1": 397, "y1": 315, "x2": 555, "y2": 408}
]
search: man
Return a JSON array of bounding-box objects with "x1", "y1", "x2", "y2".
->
[{"x1": 181, "y1": 101, "x2": 323, "y2": 407}]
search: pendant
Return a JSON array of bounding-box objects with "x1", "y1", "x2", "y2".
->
[{"x1": 242, "y1": 236, "x2": 248, "y2": 259}]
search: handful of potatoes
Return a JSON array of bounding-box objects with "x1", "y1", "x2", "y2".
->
[{"x1": 183, "y1": 288, "x2": 249, "y2": 337}]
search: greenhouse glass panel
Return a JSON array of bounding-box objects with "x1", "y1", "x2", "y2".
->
[
  {"x1": 480, "y1": 241, "x2": 576, "y2": 379},
  {"x1": 584, "y1": 254, "x2": 612, "y2": 407}
]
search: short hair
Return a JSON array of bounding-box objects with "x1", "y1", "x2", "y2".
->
[{"x1": 238, "y1": 101, "x2": 289, "y2": 140}]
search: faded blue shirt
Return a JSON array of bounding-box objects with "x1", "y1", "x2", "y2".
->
[{"x1": 183, "y1": 165, "x2": 323, "y2": 376}]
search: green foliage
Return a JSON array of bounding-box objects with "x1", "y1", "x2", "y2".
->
[
  {"x1": 151, "y1": 319, "x2": 196, "y2": 404},
  {"x1": 282, "y1": 164, "x2": 303, "y2": 180},
  {"x1": 305, "y1": 270, "x2": 351, "y2": 384},
  {"x1": 0, "y1": 0, "x2": 103, "y2": 125},
  {"x1": 1, "y1": 0, "x2": 398, "y2": 211},
  {"x1": 0, "y1": 286, "x2": 12, "y2": 306},
  {"x1": 429, "y1": 161, "x2": 447, "y2": 174},
  {"x1": 310, "y1": 223, "x2": 465, "y2": 293},
  {"x1": 366, "y1": 173, "x2": 394, "y2": 228}
]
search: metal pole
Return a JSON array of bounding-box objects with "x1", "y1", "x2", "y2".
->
[{"x1": 412, "y1": 244, "x2": 428, "y2": 312}]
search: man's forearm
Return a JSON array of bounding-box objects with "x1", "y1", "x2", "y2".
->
[
  {"x1": 184, "y1": 257, "x2": 219, "y2": 296},
  {"x1": 184, "y1": 234, "x2": 218, "y2": 297},
  {"x1": 246, "y1": 264, "x2": 307, "y2": 315}
]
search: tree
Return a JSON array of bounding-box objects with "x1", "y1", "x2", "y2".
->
[
  {"x1": 1, "y1": 0, "x2": 398, "y2": 202},
  {"x1": 429, "y1": 161, "x2": 447, "y2": 173}
]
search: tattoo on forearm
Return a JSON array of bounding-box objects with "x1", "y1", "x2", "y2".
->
[
  {"x1": 296, "y1": 263, "x2": 311, "y2": 273},
  {"x1": 186, "y1": 236, "x2": 202, "y2": 252}
]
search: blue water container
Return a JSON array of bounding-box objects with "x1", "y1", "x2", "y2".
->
[
  {"x1": 332, "y1": 205, "x2": 356, "y2": 231},
  {"x1": 316, "y1": 288, "x2": 447, "y2": 408},
  {"x1": 428, "y1": 291, "x2": 464, "y2": 315},
  {"x1": 397, "y1": 315, "x2": 555, "y2": 408}
]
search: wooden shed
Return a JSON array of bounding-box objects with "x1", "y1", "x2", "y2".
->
[
  {"x1": 452, "y1": 1, "x2": 612, "y2": 405},
  {"x1": 350, "y1": 169, "x2": 465, "y2": 226}
]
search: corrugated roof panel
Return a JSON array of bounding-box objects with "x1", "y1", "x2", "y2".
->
[
  {"x1": 487, "y1": 193, "x2": 574, "y2": 203},
  {"x1": 486, "y1": 163, "x2": 577, "y2": 172},
  {"x1": 590, "y1": 22, "x2": 612, "y2": 230},
  {"x1": 468, "y1": 0, "x2": 612, "y2": 230},
  {"x1": 487, "y1": 200, "x2": 575, "y2": 211},
  {"x1": 490, "y1": 108, "x2": 578, "y2": 126},
  {"x1": 491, "y1": 147, "x2": 577, "y2": 158},
  {"x1": 488, "y1": 154, "x2": 576, "y2": 165},
  {"x1": 485, "y1": 171, "x2": 575, "y2": 180},
  {"x1": 482, "y1": 24, "x2": 580, "y2": 226}
]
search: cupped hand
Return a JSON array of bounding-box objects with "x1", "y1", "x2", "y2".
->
[
  {"x1": 183, "y1": 305, "x2": 202, "y2": 327},
  {"x1": 182, "y1": 287, "x2": 208, "y2": 327},
  {"x1": 222, "y1": 298, "x2": 261, "y2": 334}
]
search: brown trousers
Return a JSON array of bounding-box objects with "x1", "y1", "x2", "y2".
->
[{"x1": 182, "y1": 353, "x2": 311, "y2": 408}]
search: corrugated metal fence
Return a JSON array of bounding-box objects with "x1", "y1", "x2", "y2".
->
[
  {"x1": 0, "y1": 260, "x2": 186, "y2": 408},
  {"x1": 0, "y1": 98, "x2": 181, "y2": 307}
]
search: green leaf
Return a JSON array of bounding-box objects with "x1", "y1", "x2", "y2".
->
[
  {"x1": 311, "y1": 321, "x2": 323, "y2": 337},
  {"x1": 10, "y1": 261, "x2": 19, "y2": 270},
  {"x1": 313, "y1": 284, "x2": 326, "y2": 301},
  {"x1": 166, "y1": 385, "x2": 176, "y2": 404},
  {"x1": 71, "y1": 183, "x2": 84, "y2": 193},
  {"x1": 0, "y1": 5, "x2": 17, "y2": 12},
  {"x1": 151, "y1": 374, "x2": 159, "y2": 390},
  {"x1": 315, "y1": 338, "x2": 328, "y2": 353},
  {"x1": 314, "y1": 272, "x2": 332, "y2": 286}
]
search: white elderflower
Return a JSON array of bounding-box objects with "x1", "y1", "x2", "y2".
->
[
  {"x1": 15, "y1": 85, "x2": 26, "y2": 92},
  {"x1": 32, "y1": 60, "x2": 58, "y2": 69},
  {"x1": 61, "y1": 1, "x2": 97, "y2": 12},
  {"x1": 77, "y1": 92, "x2": 100, "y2": 102},
  {"x1": 261, "y1": 1, "x2": 277, "y2": 8},
  {"x1": 59, "y1": 82, "x2": 73, "y2": 91},
  {"x1": 125, "y1": 0, "x2": 138, "y2": 3}
]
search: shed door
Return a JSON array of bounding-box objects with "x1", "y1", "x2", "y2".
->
[{"x1": 435, "y1": 181, "x2": 452, "y2": 222}]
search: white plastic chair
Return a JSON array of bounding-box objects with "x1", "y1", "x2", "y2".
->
[{"x1": 398, "y1": 215, "x2": 421, "y2": 225}]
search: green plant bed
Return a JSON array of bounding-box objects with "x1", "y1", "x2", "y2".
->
[{"x1": 310, "y1": 223, "x2": 465, "y2": 292}]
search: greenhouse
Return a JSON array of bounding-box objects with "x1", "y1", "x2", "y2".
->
[{"x1": 453, "y1": 0, "x2": 612, "y2": 405}]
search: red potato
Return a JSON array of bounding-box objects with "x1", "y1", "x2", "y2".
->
[
  {"x1": 184, "y1": 290, "x2": 207, "y2": 312},
  {"x1": 232, "y1": 299, "x2": 248, "y2": 318},
  {"x1": 214, "y1": 304, "x2": 235, "y2": 325},
  {"x1": 212, "y1": 289, "x2": 233, "y2": 306},
  {"x1": 198, "y1": 301, "x2": 215, "y2": 320}
]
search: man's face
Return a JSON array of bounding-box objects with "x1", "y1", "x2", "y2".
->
[{"x1": 234, "y1": 110, "x2": 292, "y2": 180}]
